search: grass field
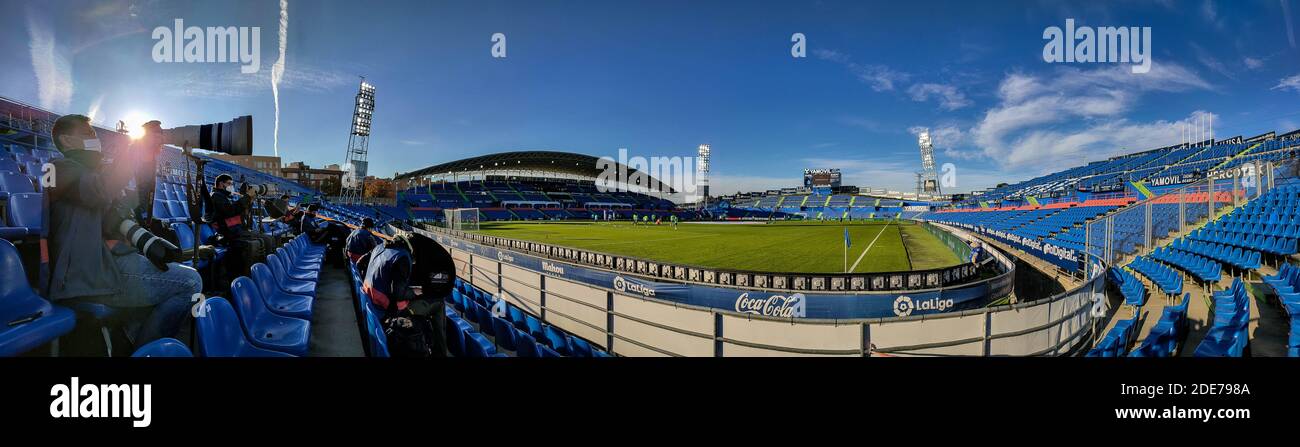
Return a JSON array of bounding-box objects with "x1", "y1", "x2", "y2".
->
[{"x1": 469, "y1": 219, "x2": 963, "y2": 273}]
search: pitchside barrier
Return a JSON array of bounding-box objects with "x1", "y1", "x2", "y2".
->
[{"x1": 412, "y1": 224, "x2": 1105, "y2": 356}]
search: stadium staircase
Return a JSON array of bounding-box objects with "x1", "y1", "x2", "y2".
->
[
  {"x1": 452, "y1": 182, "x2": 473, "y2": 206},
  {"x1": 506, "y1": 182, "x2": 527, "y2": 200}
]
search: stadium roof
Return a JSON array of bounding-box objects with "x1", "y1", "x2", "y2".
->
[{"x1": 395, "y1": 150, "x2": 676, "y2": 192}]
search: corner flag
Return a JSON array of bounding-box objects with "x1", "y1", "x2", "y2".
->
[{"x1": 843, "y1": 227, "x2": 851, "y2": 273}]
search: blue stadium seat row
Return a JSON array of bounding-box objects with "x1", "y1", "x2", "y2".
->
[
  {"x1": 445, "y1": 277, "x2": 612, "y2": 358},
  {"x1": 1126, "y1": 256, "x2": 1182, "y2": 296},
  {"x1": 1128, "y1": 294, "x2": 1190, "y2": 357},
  {"x1": 1086, "y1": 311, "x2": 1141, "y2": 357},
  {"x1": 195, "y1": 234, "x2": 323, "y2": 357},
  {"x1": 1109, "y1": 267, "x2": 1147, "y2": 307},
  {"x1": 1192, "y1": 278, "x2": 1252, "y2": 357}
]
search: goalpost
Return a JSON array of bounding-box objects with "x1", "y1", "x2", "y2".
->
[{"x1": 445, "y1": 208, "x2": 481, "y2": 231}]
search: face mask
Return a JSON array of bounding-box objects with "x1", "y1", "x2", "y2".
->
[{"x1": 82, "y1": 138, "x2": 102, "y2": 152}]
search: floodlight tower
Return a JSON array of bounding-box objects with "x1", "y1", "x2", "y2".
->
[
  {"x1": 341, "y1": 78, "x2": 375, "y2": 203},
  {"x1": 918, "y1": 129, "x2": 940, "y2": 195},
  {"x1": 696, "y1": 144, "x2": 711, "y2": 209}
]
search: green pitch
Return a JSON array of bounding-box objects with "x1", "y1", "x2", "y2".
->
[{"x1": 469, "y1": 219, "x2": 963, "y2": 273}]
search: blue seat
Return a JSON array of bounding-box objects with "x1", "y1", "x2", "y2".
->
[
  {"x1": 151, "y1": 200, "x2": 176, "y2": 223},
  {"x1": 476, "y1": 304, "x2": 496, "y2": 336},
  {"x1": 272, "y1": 248, "x2": 319, "y2": 282},
  {"x1": 542, "y1": 325, "x2": 572, "y2": 355},
  {"x1": 525, "y1": 315, "x2": 544, "y2": 339},
  {"x1": 491, "y1": 316, "x2": 517, "y2": 351},
  {"x1": 569, "y1": 337, "x2": 594, "y2": 357},
  {"x1": 249, "y1": 263, "x2": 313, "y2": 319},
  {"x1": 0, "y1": 170, "x2": 34, "y2": 201},
  {"x1": 1, "y1": 192, "x2": 41, "y2": 239},
  {"x1": 1086, "y1": 312, "x2": 1141, "y2": 357},
  {"x1": 446, "y1": 313, "x2": 471, "y2": 357},
  {"x1": 277, "y1": 246, "x2": 320, "y2": 274},
  {"x1": 1194, "y1": 278, "x2": 1251, "y2": 357},
  {"x1": 0, "y1": 160, "x2": 21, "y2": 176},
  {"x1": 464, "y1": 331, "x2": 505, "y2": 357},
  {"x1": 229, "y1": 276, "x2": 311, "y2": 356},
  {"x1": 194, "y1": 297, "x2": 296, "y2": 357},
  {"x1": 0, "y1": 239, "x2": 75, "y2": 356},
  {"x1": 364, "y1": 303, "x2": 389, "y2": 357},
  {"x1": 131, "y1": 338, "x2": 194, "y2": 357},
  {"x1": 515, "y1": 331, "x2": 541, "y2": 357},
  {"x1": 451, "y1": 289, "x2": 466, "y2": 312},
  {"x1": 507, "y1": 305, "x2": 527, "y2": 330},
  {"x1": 1129, "y1": 294, "x2": 1190, "y2": 357},
  {"x1": 165, "y1": 200, "x2": 189, "y2": 220},
  {"x1": 263, "y1": 253, "x2": 317, "y2": 297},
  {"x1": 539, "y1": 344, "x2": 563, "y2": 357}
]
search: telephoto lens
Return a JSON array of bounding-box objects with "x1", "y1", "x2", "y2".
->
[{"x1": 111, "y1": 207, "x2": 182, "y2": 271}]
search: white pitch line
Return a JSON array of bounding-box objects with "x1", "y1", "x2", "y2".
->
[{"x1": 848, "y1": 221, "x2": 894, "y2": 273}]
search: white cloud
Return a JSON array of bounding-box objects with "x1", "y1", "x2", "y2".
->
[
  {"x1": 1243, "y1": 57, "x2": 1265, "y2": 70},
  {"x1": 1201, "y1": 0, "x2": 1226, "y2": 30},
  {"x1": 907, "y1": 83, "x2": 972, "y2": 110},
  {"x1": 162, "y1": 62, "x2": 355, "y2": 99},
  {"x1": 968, "y1": 63, "x2": 1212, "y2": 173},
  {"x1": 27, "y1": 9, "x2": 73, "y2": 111},
  {"x1": 814, "y1": 48, "x2": 909, "y2": 92},
  {"x1": 400, "y1": 139, "x2": 428, "y2": 146},
  {"x1": 1191, "y1": 43, "x2": 1235, "y2": 80},
  {"x1": 1273, "y1": 73, "x2": 1300, "y2": 92}
]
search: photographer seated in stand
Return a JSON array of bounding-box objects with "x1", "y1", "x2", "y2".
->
[
  {"x1": 277, "y1": 194, "x2": 303, "y2": 234},
  {"x1": 345, "y1": 218, "x2": 381, "y2": 264},
  {"x1": 300, "y1": 203, "x2": 331, "y2": 244},
  {"x1": 48, "y1": 114, "x2": 199, "y2": 349},
  {"x1": 208, "y1": 173, "x2": 273, "y2": 276},
  {"x1": 358, "y1": 233, "x2": 452, "y2": 357}
]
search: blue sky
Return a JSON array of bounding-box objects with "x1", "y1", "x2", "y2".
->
[{"x1": 5, "y1": 0, "x2": 1300, "y2": 195}]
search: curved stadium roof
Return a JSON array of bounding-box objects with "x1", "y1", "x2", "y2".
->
[{"x1": 395, "y1": 150, "x2": 676, "y2": 193}]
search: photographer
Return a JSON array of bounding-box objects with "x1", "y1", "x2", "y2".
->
[
  {"x1": 345, "y1": 217, "x2": 382, "y2": 264},
  {"x1": 208, "y1": 174, "x2": 254, "y2": 240},
  {"x1": 277, "y1": 194, "x2": 303, "y2": 233},
  {"x1": 300, "y1": 203, "x2": 331, "y2": 244},
  {"x1": 359, "y1": 233, "x2": 452, "y2": 357},
  {"x1": 47, "y1": 114, "x2": 198, "y2": 348},
  {"x1": 208, "y1": 174, "x2": 276, "y2": 276}
]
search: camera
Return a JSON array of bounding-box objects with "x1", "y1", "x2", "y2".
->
[
  {"x1": 239, "y1": 181, "x2": 268, "y2": 197},
  {"x1": 109, "y1": 205, "x2": 182, "y2": 271},
  {"x1": 151, "y1": 115, "x2": 253, "y2": 156}
]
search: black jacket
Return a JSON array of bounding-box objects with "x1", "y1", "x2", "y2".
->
[{"x1": 208, "y1": 188, "x2": 251, "y2": 236}]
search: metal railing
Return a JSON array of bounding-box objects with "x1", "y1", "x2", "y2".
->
[
  {"x1": 444, "y1": 223, "x2": 1103, "y2": 357},
  {"x1": 422, "y1": 222, "x2": 990, "y2": 294},
  {"x1": 1084, "y1": 159, "x2": 1281, "y2": 275}
]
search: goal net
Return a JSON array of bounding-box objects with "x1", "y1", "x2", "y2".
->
[{"x1": 445, "y1": 208, "x2": 481, "y2": 231}]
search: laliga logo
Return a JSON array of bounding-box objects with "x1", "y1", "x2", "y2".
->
[
  {"x1": 893, "y1": 295, "x2": 955, "y2": 317},
  {"x1": 893, "y1": 296, "x2": 915, "y2": 317},
  {"x1": 734, "y1": 293, "x2": 806, "y2": 318},
  {"x1": 612, "y1": 276, "x2": 656, "y2": 297}
]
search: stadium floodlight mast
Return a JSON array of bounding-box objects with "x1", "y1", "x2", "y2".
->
[
  {"x1": 917, "y1": 129, "x2": 940, "y2": 196},
  {"x1": 697, "y1": 143, "x2": 710, "y2": 209},
  {"x1": 341, "y1": 77, "x2": 375, "y2": 204}
]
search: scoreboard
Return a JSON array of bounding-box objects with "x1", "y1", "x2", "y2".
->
[{"x1": 803, "y1": 169, "x2": 842, "y2": 189}]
